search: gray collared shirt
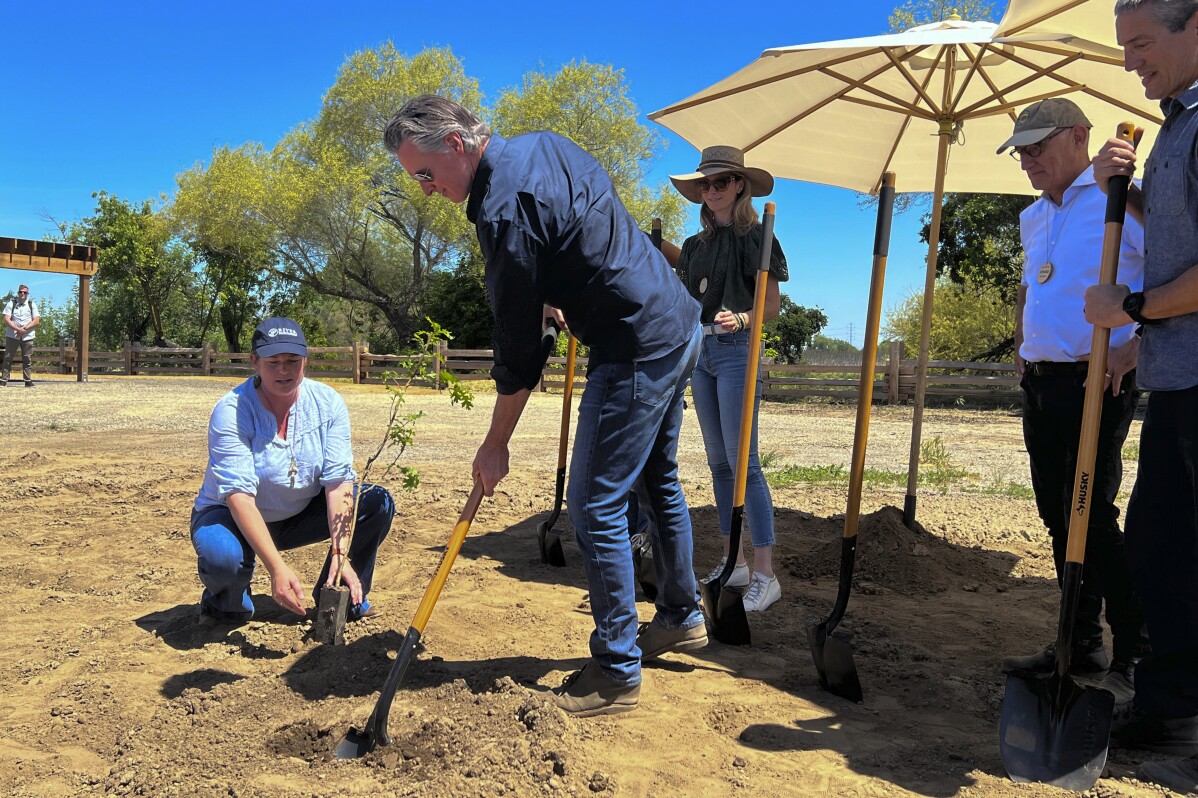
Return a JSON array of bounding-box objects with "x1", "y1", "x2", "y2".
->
[{"x1": 1139, "y1": 81, "x2": 1198, "y2": 391}]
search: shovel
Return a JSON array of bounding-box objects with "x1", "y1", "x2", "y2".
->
[
  {"x1": 537, "y1": 326, "x2": 576, "y2": 567},
  {"x1": 699, "y1": 201, "x2": 778, "y2": 646},
  {"x1": 313, "y1": 485, "x2": 365, "y2": 646},
  {"x1": 335, "y1": 481, "x2": 485, "y2": 759},
  {"x1": 807, "y1": 171, "x2": 896, "y2": 703},
  {"x1": 999, "y1": 123, "x2": 1136, "y2": 791}
]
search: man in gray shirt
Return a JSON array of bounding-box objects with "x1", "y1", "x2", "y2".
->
[
  {"x1": 2, "y1": 284, "x2": 39, "y2": 388},
  {"x1": 1087, "y1": 0, "x2": 1198, "y2": 787}
]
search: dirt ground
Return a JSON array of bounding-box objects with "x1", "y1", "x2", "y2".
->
[{"x1": 0, "y1": 376, "x2": 1178, "y2": 797}]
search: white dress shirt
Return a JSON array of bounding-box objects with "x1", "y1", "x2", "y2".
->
[{"x1": 1019, "y1": 165, "x2": 1145, "y2": 363}]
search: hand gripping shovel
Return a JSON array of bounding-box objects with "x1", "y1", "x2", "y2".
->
[
  {"x1": 335, "y1": 481, "x2": 485, "y2": 759},
  {"x1": 699, "y1": 201, "x2": 778, "y2": 646},
  {"x1": 538, "y1": 325, "x2": 576, "y2": 567},
  {"x1": 998, "y1": 123, "x2": 1137, "y2": 791},
  {"x1": 807, "y1": 172, "x2": 896, "y2": 703}
]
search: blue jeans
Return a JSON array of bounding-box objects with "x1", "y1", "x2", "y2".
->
[
  {"x1": 567, "y1": 327, "x2": 704, "y2": 686},
  {"x1": 190, "y1": 484, "x2": 395, "y2": 621},
  {"x1": 690, "y1": 330, "x2": 775, "y2": 549}
]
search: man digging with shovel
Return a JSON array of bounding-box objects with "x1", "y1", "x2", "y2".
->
[
  {"x1": 997, "y1": 98, "x2": 1150, "y2": 702},
  {"x1": 385, "y1": 94, "x2": 707, "y2": 717}
]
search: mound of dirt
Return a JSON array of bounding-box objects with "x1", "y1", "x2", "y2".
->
[{"x1": 784, "y1": 506, "x2": 1018, "y2": 596}]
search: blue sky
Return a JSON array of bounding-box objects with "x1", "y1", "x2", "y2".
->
[{"x1": 1, "y1": 0, "x2": 998, "y2": 346}]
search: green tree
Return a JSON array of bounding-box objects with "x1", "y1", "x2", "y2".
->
[
  {"x1": 921, "y1": 192, "x2": 1030, "y2": 303},
  {"x1": 422, "y1": 254, "x2": 493, "y2": 349},
  {"x1": 808, "y1": 334, "x2": 860, "y2": 353},
  {"x1": 492, "y1": 60, "x2": 688, "y2": 243},
  {"x1": 888, "y1": 0, "x2": 997, "y2": 30},
  {"x1": 763, "y1": 297, "x2": 829, "y2": 364},
  {"x1": 173, "y1": 144, "x2": 279, "y2": 350},
  {"x1": 884, "y1": 281, "x2": 1014, "y2": 361},
  {"x1": 68, "y1": 192, "x2": 195, "y2": 347}
]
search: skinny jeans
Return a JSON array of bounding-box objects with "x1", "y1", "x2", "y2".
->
[{"x1": 689, "y1": 329, "x2": 775, "y2": 548}]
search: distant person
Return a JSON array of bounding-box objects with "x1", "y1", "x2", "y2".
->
[
  {"x1": 190, "y1": 318, "x2": 394, "y2": 626},
  {"x1": 1085, "y1": 0, "x2": 1198, "y2": 788},
  {"x1": 994, "y1": 99, "x2": 1149, "y2": 700},
  {"x1": 669, "y1": 146, "x2": 788, "y2": 612},
  {"x1": 385, "y1": 94, "x2": 705, "y2": 717},
  {"x1": 2, "y1": 284, "x2": 39, "y2": 388}
]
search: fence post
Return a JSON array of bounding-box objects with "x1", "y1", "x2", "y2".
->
[
  {"x1": 888, "y1": 340, "x2": 901, "y2": 404},
  {"x1": 59, "y1": 339, "x2": 68, "y2": 374},
  {"x1": 201, "y1": 342, "x2": 212, "y2": 375},
  {"x1": 352, "y1": 342, "x2": 362, "y2": 385},
  {"x1": 434, "y1": 340, "x2": 444, "y2": 391}
]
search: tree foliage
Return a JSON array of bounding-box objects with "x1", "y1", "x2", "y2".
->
[
  {"x1": 763, "y1": 297, "x2": 829, "y2": 364},
  {"x1": 168, "y1": 47, "x2": 678, "y2": 352},
  {"x1": 888, "y1": 0, "x2": 998, "y2": 30},
  {"x1": 68, "y1": 192, "x2": 196, "y2": 347},
  {"x1": 921, "y1": 192, "x2": 1030, "y2": 303},
  {"x1": 884, "y1": 281, "x2": 1014, "y2": 362}
]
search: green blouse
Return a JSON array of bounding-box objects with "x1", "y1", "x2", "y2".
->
[{"x1": 675, "y1": 224, "x2": 789, "y2": 324}]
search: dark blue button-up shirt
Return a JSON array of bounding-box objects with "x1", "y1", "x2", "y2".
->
[
  {"x1": 465, "y1": 133, "x2": 700, "y2": 395},
  {"x1": 1140, "y1": 82, "x2": 1198, "y2": 391}
]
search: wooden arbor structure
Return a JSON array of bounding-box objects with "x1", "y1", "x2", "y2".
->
[{"x1": 0, "y1": 237, "x2": 98, "y2": 381}]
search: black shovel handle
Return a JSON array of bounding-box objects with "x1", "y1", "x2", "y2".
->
[
  {"x1": 824, "y1": 172, "x2": 895, "y2": 631},
  {"x1": 710, "y1": 203, "x2": 776, "y2": 592},
  {"x1": 1054, "y1": 123, "x2": 1136, "y2": 677}
]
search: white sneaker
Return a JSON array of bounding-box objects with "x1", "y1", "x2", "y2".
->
[
  {"x1": 700, "y1": 557, "x2": 750, "y2": 589},
  {"x1": 743, "y1": 573, "x2": 781, "y2": 612}
]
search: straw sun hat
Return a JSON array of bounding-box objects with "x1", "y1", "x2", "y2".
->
[{"x1": 669, "y1": 145, "x2": 775, "y2": 204}]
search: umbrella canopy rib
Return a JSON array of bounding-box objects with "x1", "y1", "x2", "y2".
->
[
  {"x1": 1002, "y1": 0, "x2": 1091, "y2": 36},
  {"x1": 820, "y1": 67, "x2": 939, "y2": 119},
  {"x1": 883, "y1": 47, "x2": 945, "y2": 115}
]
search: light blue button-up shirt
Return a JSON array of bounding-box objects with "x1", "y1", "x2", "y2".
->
[{"x1": 194, "y1": 377, "x2": 355, "y2": 522}]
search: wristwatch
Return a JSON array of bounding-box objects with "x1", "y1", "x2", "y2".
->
[{"x1": 1122, "y1": 291, "x2": 1158, "y2": 325}]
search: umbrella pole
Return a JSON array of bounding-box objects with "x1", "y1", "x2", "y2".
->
[{"x1": 903, "y1": 117, "x2": 953, "y2": 528}]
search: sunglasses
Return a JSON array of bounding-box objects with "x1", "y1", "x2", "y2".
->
[
  {"x1": 1009, "y1": 127, "x2": 1067, "y2": 160},
  {"x1": 696, "y1": 175, "x2": 739, "y2": 193},
  {"x1": 410, "y1": 168, "x2": 434, "y2": 183},
  {"x1": 17, "y1": 291, "x2": 28, "y2": 295}
]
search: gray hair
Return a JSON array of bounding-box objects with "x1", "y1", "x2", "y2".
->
[
  {"x1": 383, "y1": 94, "x2": 491, "y2": 154},
  {"x1": 1115, "y1": 0, "x2": 1198, "y2": 31}
]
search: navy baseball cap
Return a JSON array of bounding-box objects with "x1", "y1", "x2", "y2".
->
[{"x1": 251, "y1": 317, "x2": 308, "y2": 357}]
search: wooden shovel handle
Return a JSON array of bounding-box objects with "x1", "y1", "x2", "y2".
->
[{"x1": 1063, "y1": 122, "x2": 1136, "y2": 565}]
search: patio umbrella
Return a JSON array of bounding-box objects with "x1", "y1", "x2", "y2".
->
[{"x1": 650, "y1": 0, "x2": 1161, "y2": 526}]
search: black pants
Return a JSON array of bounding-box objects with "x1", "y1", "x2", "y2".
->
[
  {"x1": 1022, "y1": 367, "x2": 1148, "y2": 661},
  {"x1": 1125, "y1": 385, "x2": 1198, "y2": 718}
]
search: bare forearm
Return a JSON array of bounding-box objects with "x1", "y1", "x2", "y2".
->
[
  {"x1": 1144, "y1": 263, "x2": 1198, "y2": 320},
  {"x1": 226, "y1": 492, "x2": 284, "y2": 572},
  {"x1": 325, "y1": 481, "x2": 354, "y2": 551}
]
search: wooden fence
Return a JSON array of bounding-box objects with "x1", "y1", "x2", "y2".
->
[{"x1": 24, "y1": 339, "x2": 1021, "y2": 404}]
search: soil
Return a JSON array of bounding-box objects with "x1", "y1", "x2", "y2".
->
[{"x1": 0, "y1": 376, "x2": 1177, "y2": 797}]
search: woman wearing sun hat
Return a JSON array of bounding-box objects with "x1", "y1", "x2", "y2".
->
[{"x1": 670, "y1": 146, "x2": 789, "y2": 612}]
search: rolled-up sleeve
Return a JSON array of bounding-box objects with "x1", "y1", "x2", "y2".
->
[
  {"x1": 320, "y1": 396, "x2": 355, "y2": 486},
  {"x1": 208, "y1": 399, "x2": 258, "y2": 498}
]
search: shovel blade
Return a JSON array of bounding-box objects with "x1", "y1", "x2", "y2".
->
[
  {"x1": 999, "y1": 671, "x2": 1113, "y2": 791},
  {"x1": 313, "y1": 585, "x2": 350, "y2": 646},
  {"x1": 807, "y1": 619, "x2": 863, "y2": 703},
  {"x1": 700, "y1": 579, "x2": 751, "y2": 646},
  {"x1": 631, "y1": 535, "x2": 658, "y2": 602},
  {"x1": 537, "y1": 520, "x2": 566, "y2": 567},
  {"x1": 334, "y1": 724, "x2": 380, "y2": 760}
]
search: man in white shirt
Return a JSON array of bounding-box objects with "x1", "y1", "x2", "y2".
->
[
  {"x1": 2, "y1": 285, "x2": 39, "y2": 388},
  {"x1": 996, "y1": 99, "x2": 1149, "y2": 698}
]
